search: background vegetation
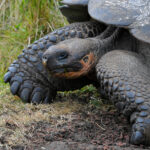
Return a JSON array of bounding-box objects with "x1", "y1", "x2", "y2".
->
[{"x1": 0, "y1": 0, "x2": 66, "y2": 84}]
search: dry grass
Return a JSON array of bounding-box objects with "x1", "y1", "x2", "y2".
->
[{"x1": 0, "y1": 96, "x2": 83, "y2": 148}]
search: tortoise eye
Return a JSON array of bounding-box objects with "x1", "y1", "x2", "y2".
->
[
  {"x1": 83, "y1": 56, "x2": 89, "y2": 63},
  {"x1": 57, "y1": 51, "x2": 68, "y2": 60}
]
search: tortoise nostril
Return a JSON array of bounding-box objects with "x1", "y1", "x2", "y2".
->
[{"x1": 42, "y1": 54, "x2": 49, "y2": 63}]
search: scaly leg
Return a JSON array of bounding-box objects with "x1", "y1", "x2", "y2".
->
[{"x1": 96, "y1": 50, "x2": 150, "y2": 145}]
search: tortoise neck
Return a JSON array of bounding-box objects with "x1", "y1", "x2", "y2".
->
[{"x1": 93, "y1": 27, "x2": 120, "y2": 62}]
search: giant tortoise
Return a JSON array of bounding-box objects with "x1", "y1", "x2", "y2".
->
[{"x1": 4, "y1": 0, "x2": 150, "y2": 145}]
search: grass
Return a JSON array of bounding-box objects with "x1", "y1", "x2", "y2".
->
[{"x1": 0, "y1": 0, "x2": 66, "y2": 82}]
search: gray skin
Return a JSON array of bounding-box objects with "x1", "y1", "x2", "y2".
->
[{"x1": 42, "y1": 25, "x2": 150, "y2": 146}]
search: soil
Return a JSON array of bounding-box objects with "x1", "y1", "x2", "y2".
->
[
  {"x1": 13, "y1": 106, "x2": 149, "y2": 150},
  {"x1": 1, "y1": 90, "x2": 150, "y2": 150}
]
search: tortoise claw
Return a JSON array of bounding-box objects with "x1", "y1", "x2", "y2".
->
[
  {"x1": 10, "y1": 81, "x2": 20, "y2": 95},
  {"x1": 4, "y1": 72, "x2": 12, "y2": 83},
  {"x1": 43, "y1": 96, "x2": 50, "y2": 104},
  {"x1": 20, "y1": 88, "x2": 31, "y2": 103},
  {"x1": 31, "y1": 92, "x2": 43, "y2": 104}
]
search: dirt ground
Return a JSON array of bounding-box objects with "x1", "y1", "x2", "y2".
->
[
  {"x1": 0, "y1": 87, "x2": 150, "y2": 150},
  {"x1": 29, "y1": 109, "x2": 149, "y2": 150}
]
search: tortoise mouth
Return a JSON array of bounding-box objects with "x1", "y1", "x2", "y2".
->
[{"x1": 48, "y1": 52, "x2": 95, "y2": 79}]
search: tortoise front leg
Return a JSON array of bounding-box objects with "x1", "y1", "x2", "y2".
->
[
  {"x1": 96, "y1": 50, "x2": 150, "y2": 145},
  {"x1": 4, "y1": 21, "x2": 105, "y2": 104}
]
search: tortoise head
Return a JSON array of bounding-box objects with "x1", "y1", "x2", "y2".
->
[{"x1": 42, "y1": 38, "x2": 97, "y2": 79}]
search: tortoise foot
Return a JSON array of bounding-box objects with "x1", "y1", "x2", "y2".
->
[
  {"x1": 4, "y1": 60, "x2": 56, "y2": 104},
  {"x1": 131, "y1": 116, "x2": 150, "y2": 145},
  {"x1": 96, "y1": 50, "x2": 150, "y2": 146}
]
